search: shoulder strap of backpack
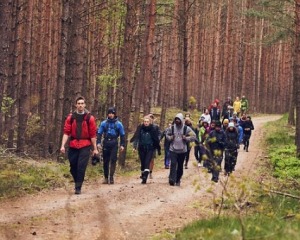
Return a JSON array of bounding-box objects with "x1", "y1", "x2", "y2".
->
[
  {"x1": 183, "y1": 125, "x2": 187, "y2": 135},
  {"x1": 171, "y1": 125, "x2": 174, "y2": 135}
]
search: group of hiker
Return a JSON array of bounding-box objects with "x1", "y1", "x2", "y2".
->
[{"x1": 60, "y1": 95, "x2": 254, "y2": 194}]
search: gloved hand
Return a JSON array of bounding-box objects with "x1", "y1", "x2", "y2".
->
[
  {"x1": 91, "y1": 154, "x2": 100, "y2": 166},
  {"x1": 158, "y1": 149, "x2": 161, "y2": 155}
]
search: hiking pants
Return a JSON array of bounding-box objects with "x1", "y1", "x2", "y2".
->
[
  {"x1": 138, "y1": 147, "x2": 154, "y2": 173},
  {"x1": 169, "y1": 151, "x2": 186, "y2": 184},
  {"x1": 210, "y1": 152, "x2": 223, "y2": 181},
  {"x1": 68, "y1": 146, "x2": 91, "y2": 189},
  {"x1": 224, "y1": 148, "x2": 238, "y2": 173},
  {"x1": 102, "y1": 142, "x2": 118, "y2": 178},
  {"x1": 243, "y1": 134, "x2": 251, "y2": 150},
  {"x1": 184, "y1": 148, "x2": 191, "y2": 166},
  {"x1": 164, "y1": 148, "x2": 170, "y2": 168}
]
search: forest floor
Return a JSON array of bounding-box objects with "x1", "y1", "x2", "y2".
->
[{"x1": 0, "y1": 115, "x2": 281, "y2": 240}]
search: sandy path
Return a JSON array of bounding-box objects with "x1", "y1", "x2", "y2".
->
[{"x1": 0, "y1": 115, "x2": 281, "y2": 240}]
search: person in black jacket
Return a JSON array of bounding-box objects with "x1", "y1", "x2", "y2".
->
[
  {"x1": 239, "y1": 115, "x2": 254, "y2": 152},
  {"x1": 131, "y1": 116, "x2": 161, "y2": 184},
  {"x1": 205, "y1": 121, "x2": 226, "y2": 182},
  {"x1": 224, "y1": 122, "x2": 239, "y2": 175}
]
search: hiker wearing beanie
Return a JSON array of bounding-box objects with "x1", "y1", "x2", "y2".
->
[
  {"x1": 239, "y1": 115, "x2": 254, "y2": 152},
  {"x1": 97, "y1": 107, "x2": 125, "y2": 184}
]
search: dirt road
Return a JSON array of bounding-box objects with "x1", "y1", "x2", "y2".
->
[{"x1": 0, "y1": 116, "x2": 281, "y2": 240}]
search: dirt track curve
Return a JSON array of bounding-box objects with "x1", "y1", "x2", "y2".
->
[{"x1": 0, "y1": 115, "x2": 281, "y2": 240}]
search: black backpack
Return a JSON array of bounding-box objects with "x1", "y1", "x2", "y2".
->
[
  {"x1": 69, "y1": 112, "x2": 91, "y2": 140},
  {"x1": 140, "y1": 129, "x2": 153, "y2": 146}
]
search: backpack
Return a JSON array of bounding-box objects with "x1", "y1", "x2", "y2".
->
[
  {"x1": 70, "y1": 112, "x2": 91, "y2": 139},
  {"x1": 140, "y1": 129, "x2": 153, "y2": 146},
  {"x1": 171, "y1": 125, "x2": 188, "y2": 151}
]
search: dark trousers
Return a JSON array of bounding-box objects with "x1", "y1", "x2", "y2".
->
[
  {"x1": 184, "y1": 148, "x2": 191, "y2": 166},
  {"x1": 224, "y1": 149, "x2": 238, "y2": 173},
  {"x1": 169, "y1": 151, "x2": 186, "y2": 184},
  {"x1": 243, "y1": 134, "x2": 251, "y2": 149},
  {"x1": 164, "y1": 148, "x2": 170, "y2": 167},
  {"x1": 102, "y1": 143, "x2": 118, "y2": 178},
  {"x1": 68, "y1": 146, "x2": 91, "y2": 189},
  {"x1": 138, "y1": 147, "x2": 154, "y2": 172},
  {"x1": 209, "y1": 151, "x2": 223, "y2": 181}
]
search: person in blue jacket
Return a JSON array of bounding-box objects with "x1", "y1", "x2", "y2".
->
[{"x1": 97, "y1": 107, "x2": 125, "y2": 184}]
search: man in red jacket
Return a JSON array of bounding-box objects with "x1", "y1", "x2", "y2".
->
[{"x1": 60, "y1": 96, "x2": 98, "y2": 194}]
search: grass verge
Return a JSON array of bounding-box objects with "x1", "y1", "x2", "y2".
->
[{"x1": 170, "y1": 114, "x2": 300, "y2": 240}]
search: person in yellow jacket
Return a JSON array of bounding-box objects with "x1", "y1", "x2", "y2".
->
[{"x1": 233, "y1": 96, "x2": 241, "y2": 117}]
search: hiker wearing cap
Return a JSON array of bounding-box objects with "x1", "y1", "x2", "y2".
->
[
  {"x1": 60, "y1": 96, "x2": 98, "y2": 195},
  {"x1": 97, "y1": 107, "x2": 125, "y2": 184},
  {"x1": 205, "y1": 120, "x2": 226, "y2": 183},
  {"x1": 224, "y1": 122, "x2": 239, "y2": 175},
  {"x1": 131, "y1": 115, "x2": 161, "y2": 184},
  {"x1": 165, "y1": 113, "x2": 196, "y2": 186}
]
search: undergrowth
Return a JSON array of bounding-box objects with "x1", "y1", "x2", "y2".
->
[{"x1": 170, "y1": 114, "x2": 300, "y2": 240}]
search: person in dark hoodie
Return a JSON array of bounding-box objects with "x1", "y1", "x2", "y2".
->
[
  {"x1": 166, "y1": 113, "x2": 196, "y2": 186},
  {"x1": 97, "y1": 107, "x2": 125, "y2": 184},
  {"x1": 224, "y1": 122, "x2": 239, "y2": 175},
  {"x1": 132, "y1": 115, "x2": 161, "y2": 184},
  {"x1": 205, "y1": 120, "x2": 226, "y2": 182},
  {"x1": 239, "y1": 115, "x2": 254, "y2": 152}
]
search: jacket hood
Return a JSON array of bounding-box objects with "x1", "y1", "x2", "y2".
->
[
  {"x1": 106, "y1": 116, "x2": 118, "y2": 123},
  {"x1": 174, "y1": 113, "x2": 184, "y2": 123}
]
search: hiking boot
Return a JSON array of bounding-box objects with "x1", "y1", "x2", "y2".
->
[
  {"x1": 175, "y1": 181, "x2": 181, "y2": 186},
  {"x1": 169, "y1": 180, "x2": 175, "y2": 186},
  {"x1": 141, "y1": 178, "x2": 147, "y2": 184},
  {"x1": 109, "y1": 176, "x2": 114, "y2": 184},
  {"x1": 75, "y1": 188, "x2": 81, "y2": 195},
  {"x1": 102, "y1": 178, "x2": 109, "y2": 184},
  {"x1": 185, "y1": 165, "x2": 188, "y2": 169},
  {"x1": 211, "y1": 177, "x2": 218, "y2": 183},
  {"x1": 149, "y1": 172, "x2": 153, "y2": 179}
]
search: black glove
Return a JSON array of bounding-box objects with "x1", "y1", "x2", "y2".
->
[
  {"x1": 91, "y1": 155, "x2": 100, "y2": 166},
  {"x1": 158, "y1": 149, "x2": 161, "y2": 155}
]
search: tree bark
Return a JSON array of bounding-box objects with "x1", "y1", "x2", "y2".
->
[{"x1": 294, "y1": 0, "x2": 300, "y2": 158}]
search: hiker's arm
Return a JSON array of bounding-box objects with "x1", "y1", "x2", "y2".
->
[
  {"x1": 91, "y1": 137, "x2": 99, "y2": 155},
  {"x1": 118, "y1": 122, "x2": 126, "y2": 148},
  {"x1": 60, "y1": 134, "x2": 69, "y2": 153},
  {"x1": 96, "y1": 122, "x2": 105, "y2": 146}
]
